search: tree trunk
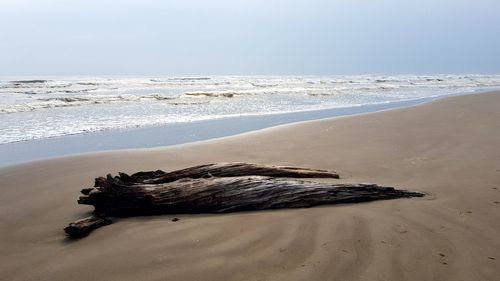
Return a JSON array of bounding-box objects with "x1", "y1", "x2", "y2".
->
[
  {"x1": 65, "y1": 163, "x2": 423, "y2": 238},
  {"x1": 113, "y1": 162, "x2": 339, "y2": 185}
]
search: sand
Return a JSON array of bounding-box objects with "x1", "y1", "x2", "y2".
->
[{"x1": 1, "y1": 92, "x2": 499, "y2": 281}]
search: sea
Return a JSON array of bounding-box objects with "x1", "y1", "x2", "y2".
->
[{"x1": 1, "y1": 75, "x2": 500, "y2": 145}]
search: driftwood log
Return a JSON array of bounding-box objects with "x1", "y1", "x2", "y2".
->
[
  {"x1": 114, "y1": 162, "x2": 340, "y2": 184},
  {"x1": 65, "y1": 163, "x2": 423, "y2": 238},
  {"x1": 65, "y1": 216, "x2": 112, "y2": 238}
]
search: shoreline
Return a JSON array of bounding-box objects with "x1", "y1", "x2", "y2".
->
[
  {"x1": 0, "y1": 91, "x2": 499, "y2": 280},
  {"x1": 0, "y1": 89, "x2": 493, "y2": 168}
]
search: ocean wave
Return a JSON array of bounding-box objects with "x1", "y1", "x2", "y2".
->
[
  {"x1": 169, "y1": 101, "x2": 210, "y2": 105},
  {"x1": 76, "y1": 82, "x2": 101, "y2": 86},
  {"x1": 0, "y1": 101, "x2": 86, "y2": 114},
  {"x1": 4, "y1": 88, "x2": 98, "y2": 95},
  {"x1": 38, "y1": 97, "x2": 94, "y2": 103},
  {"x1": 171, "y1": 77, "x2": 211, "y2": 81},
  {"x1": 151, "y1": 77, "x2": 211, "y2": 82},
  {"x1": 144, "y1": 94, "x2": 175, "y2": 100},
  {"x1": 2, "y1": 75, "x2": 500, "y2": 144},
  {"x1": 307, "y1": 92, "x2": 336, "y2": 96},
  {"x1": 10, "y1": 79, "x2": 49, "y2": 84},
  {"x1": 0, "y1": 93, "x2": 199, "y2": 114},
  {"x1": 251, "y1": 82, "x2": 279, "y2": 88},
  {"x1": 374, "y1": 79, "x2": 404, "y2": 83},
  {"x1": 181, "y1": 92, "x2": 237, "y2": 98}
]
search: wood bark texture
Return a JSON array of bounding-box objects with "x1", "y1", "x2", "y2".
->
[{"x1": 65, "y1": 163, "x2": 423, "y2": 238}]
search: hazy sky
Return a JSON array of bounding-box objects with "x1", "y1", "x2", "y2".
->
[{"x1": 0, "y1": 0, "x2": 499, "y2": 75}]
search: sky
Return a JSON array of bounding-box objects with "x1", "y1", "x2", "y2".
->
[{"x1": 0, "y1": 0, "x2": 499, "y2": 75}]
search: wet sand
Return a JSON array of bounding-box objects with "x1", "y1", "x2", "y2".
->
[{"x1": 0, "y1": 92, "x2": 499, "y2": 281}]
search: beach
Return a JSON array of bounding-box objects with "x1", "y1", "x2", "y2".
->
[{"x1": 1, "y1": 91, "x2": 499, "y2": 280}]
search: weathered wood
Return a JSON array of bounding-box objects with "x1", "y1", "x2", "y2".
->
[
  {"x1": 113, "y1": 162, "x2": 339, "y2": 185},
  {"x1": 81, "y1": 176, "x2": 423, "y2": 216},
  {"x1": 64, "y1": 216, "x2": 112, "y2": 238},
  {"x1": 65, "y1": 163, "x2": 423, "y2": 238}
]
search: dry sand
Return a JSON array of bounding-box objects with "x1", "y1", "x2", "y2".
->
[{"x1": 1, "y1": 92, "x2": 499, "y2": 281}]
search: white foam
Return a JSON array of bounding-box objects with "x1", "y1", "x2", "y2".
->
[{"x1": 0, "y1": 75, "x2": 499, "y2": 144}]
